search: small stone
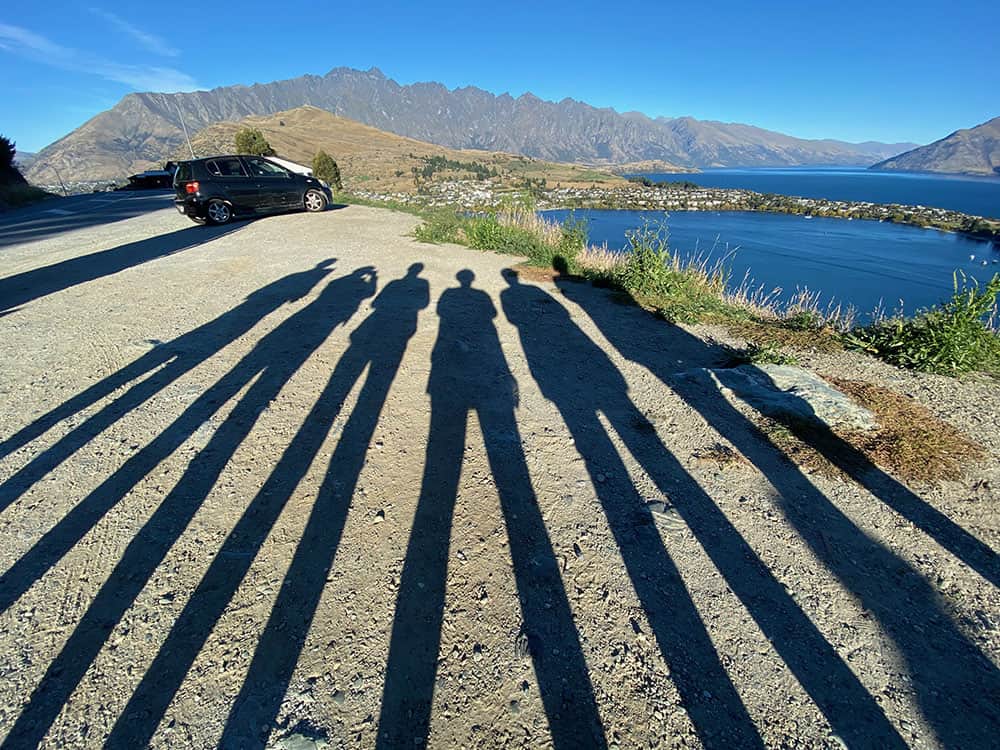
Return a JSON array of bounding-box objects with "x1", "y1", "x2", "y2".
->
[
  {"x1": 509, "y1": 699, "x2": 521, "y2": 714},
  {"x1": 333, "y1": 690, "x2": 346, "y2": 705},
  {"x1": 514, "y1": 632, "x2": 530, "y2": 659},
  {"x1": 596, "y1": 473, "x2": 607, "y2": 483},
  {"x1": 472, "y1": 643, "x2": 483, "y2": 661},
  {"x1": 572, "y1": 542, "x2": 583, "y2": 558},
  {"x1": 373, "y1": 509, "x2": 385, "y2": 524}
]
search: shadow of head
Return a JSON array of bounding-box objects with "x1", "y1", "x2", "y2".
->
[{"x1": 456, "y1": 269, "x2": 475, "y2": 287}]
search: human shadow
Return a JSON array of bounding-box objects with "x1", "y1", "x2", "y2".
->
[
  {"x1": 0, "y1": 267, "x2": 377, "y2": 750},
  {"x1": 0, "y1": 259, "x2": 336, "y2": 511},
  {"x1": 101, "y1": 264, "x2": 428, "y2": 749},
  {"x1": 377, "y1": 271, "x2": 606, "y2": 749},
  {"x1": 210, "y1": 263, "x2": 429, "y2": 748},
  {"x1": 556, "y1": 276, "x2": 1000, "y2": 747},
  {"x1": 504, "y1": 272, "x2": 912, "y2": 749},
  {"x1": 0, "y1": 190, "x2": 174, "y2": 249},
  {"x1": 0, "y1": 220, "x2": 242, "y2": 315}
]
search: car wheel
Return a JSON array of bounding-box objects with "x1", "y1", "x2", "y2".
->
[
  {"x1": 304, "y1": 189, "x2": 327, "y2": 213},
  {"x1": 206, "y1": 199, "x2": 232, "y2": 225}
]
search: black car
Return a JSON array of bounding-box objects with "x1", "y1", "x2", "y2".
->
[{"x1": 173, "y1": 155, "x2": 333, "y2": 225}]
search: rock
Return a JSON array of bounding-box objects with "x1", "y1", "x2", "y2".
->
[
  {"x1": 273, "y1": 733, "x2": 329, "y2": 750},
  {"x1": 696, "y1": 364, "x2": 877, "y2": 431}
]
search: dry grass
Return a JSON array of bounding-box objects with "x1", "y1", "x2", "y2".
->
[
  {"x1": 760, "y1": 378, "x2": 985, "y2": 485},
  {"x1": 691, "y1": 442, "x2": 749, "y2": 470},
  {"x1": 180, "y1": 106, "x2": 625, "y2": 193}
]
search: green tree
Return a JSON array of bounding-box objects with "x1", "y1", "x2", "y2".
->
[
  {"x1": 312, "y1": 149, "x2": 342, "y2": 190},
  {"x1": 234, "y1": 127, "x2": 275, "y2": 156},
  {"x1": 0, "y1": 135, "x2": 26, "y2": 185}
]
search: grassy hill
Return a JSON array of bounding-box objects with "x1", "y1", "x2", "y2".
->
[{"x1": 178, "y1": 106, "x2": 626, "y2": 193}]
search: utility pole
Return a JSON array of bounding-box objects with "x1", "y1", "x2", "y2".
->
[
  {"x1": 50, "y1": 165, "x2": 68, "y2": 196},
  {"x1": 174, "y1": 98, "x2": 195, "y2": 159}
]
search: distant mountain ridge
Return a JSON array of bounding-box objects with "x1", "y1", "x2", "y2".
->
[
  {"x1": 871, "y1": 117, "x2": 1000, "y2": 176},
  {"x1": 26, "y1": 66, "x2": 917, "y2": 183}
]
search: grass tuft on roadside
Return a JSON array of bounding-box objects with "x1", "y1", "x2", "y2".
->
[
  {"x1": 411, "y1": 203, "x2": 1000, "y2": 377},
  {"x1": 761, "y1": 378, "x2": 985, "y2": 485},
  {"x1": 845, "y1": 272, "x2": 1000, "y2": 376}
]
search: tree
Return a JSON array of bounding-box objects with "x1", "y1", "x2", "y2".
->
[
  {"x1": 0, "y1": 135, "x2": 26, "y2": 185},
  {"x1": 312, "y1": 150, "x2": 342, "y2": 191},
  {"x1": 234, "y1": 127, "x2": 275, "y2": 156}
]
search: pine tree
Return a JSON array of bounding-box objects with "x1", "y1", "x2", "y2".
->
[
  {"x1": 234, "y1": 127, "x2": 275, "y2": 156},
  {"x1": 312, "y1": 150, "x2": 343, "y2": 190}
]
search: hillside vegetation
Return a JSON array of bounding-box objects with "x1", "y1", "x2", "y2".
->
[{"x1": 179, "y1": 107, "x2": 626, "y2": 193}]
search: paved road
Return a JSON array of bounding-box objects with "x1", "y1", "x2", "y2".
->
[{"x1": 0, "y1": 189, "x2": 174, "y2": 248}]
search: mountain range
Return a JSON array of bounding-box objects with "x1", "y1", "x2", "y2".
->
[
  {"x1": 25, "y1": 67, "x2": 918, "y2": 184},
  {"x1": 870, "y1": 116, "x2": 1000, "y2": 176}
]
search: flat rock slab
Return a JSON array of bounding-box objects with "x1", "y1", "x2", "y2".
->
[{"x1": 696, "y1": 364, "x2": 878, "y2": 432}]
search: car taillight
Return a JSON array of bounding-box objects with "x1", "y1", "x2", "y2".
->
[{"x1": 185, "y1": 181, "x2": 199, "y2": 194}]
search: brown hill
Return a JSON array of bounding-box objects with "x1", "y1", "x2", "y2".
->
[
  {"x1": 179, "y1": 107, "x2": 626, "y2": 192},
  {"x1": 871, "y1": 116, "x2": 1000, "y2": 176}
]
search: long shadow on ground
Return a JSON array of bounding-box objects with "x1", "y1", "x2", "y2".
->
[
  {"x1": 503, "y1": 271, "x2": 906, "y2": 749},
  {"x1": 377, "y1": 271, "x2": 607, "y2": 749},
  {"x1": 556, "y1": 275, "x2": 1000, "y2": 748},
  {"x1": 0, "y1": 260, "x2": 335, "y2": 509},
  {"x1": 0, "y1": 266, "x2": 376, "y2": 750},
  {"x1": 0, "y1": 220, "x2": 242, "y2": 315},
  {"x1": 118, "y1": 263, "x2": 428, "y2": 750},
  {"x1": 0, "y1": 191, "x2": 173, "y2": 249}
]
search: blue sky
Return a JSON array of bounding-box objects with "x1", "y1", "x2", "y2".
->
[{"x1": 1, "y1": 0, "x2": 997, "y2": 154}]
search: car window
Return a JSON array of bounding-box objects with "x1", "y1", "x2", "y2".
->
[
  {"x1": 175, "y1": 162, "x2": 192, "y2": 182},
  {"x1": 206, "y1": 158, "x2": 248, "y2": 178},
  {"x1": 244, "y1": 157, "x2": 289, "y2": 178}
]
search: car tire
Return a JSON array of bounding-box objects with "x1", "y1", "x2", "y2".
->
[
  {"x1": 304, "y1": 189, "x2": 327, "y2": 213},
  {"x1": 206, "y1": 199, "x2": 232, "y2": 225}
]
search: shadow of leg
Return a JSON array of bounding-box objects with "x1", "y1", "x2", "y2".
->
[
  {"x1": 377, "y1": 399, "x2": 466, "y2": 749},
  {"x1": 479, "y1": 401, "x2": 607, "y2": 748}
]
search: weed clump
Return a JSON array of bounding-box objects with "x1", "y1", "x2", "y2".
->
[{"x1": 846, "y1": 273, "x2": 1000, "y2": 375}]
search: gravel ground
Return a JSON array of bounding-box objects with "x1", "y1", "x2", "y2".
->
[{"x1": 0, "y1": 203, "x2": 997, "y2": 749}]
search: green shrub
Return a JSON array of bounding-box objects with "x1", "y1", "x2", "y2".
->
[
  {"x1": 606, "y1": 222, "x2": 733, "y2": 323},
  {"x1": 413, "y1": 210, "x2": 464, "y2": 243},
  {"x1": 726, "y1": 342, "x2": 799, "y2": 367},
  {"x1": 234, "y1": 127, "x2": 275, "y2": 156},
  {"x1": 312, "y1": 150, "x2": 342, "y2": 190},
  {"x1": 846, "y1": 272, "x2": 1000, "y2": 375}
]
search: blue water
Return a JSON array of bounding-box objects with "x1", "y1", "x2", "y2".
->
[
  {"x1": 544, "y1": 209, "x2": 1000, "y2": 317},
  {"x1": 632, "y1": 168, "x2": 1000, "y2": 220}
]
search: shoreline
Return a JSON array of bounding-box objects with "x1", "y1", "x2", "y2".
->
[{"x1": 348, "y1": 179, "x2": 1000, "y2": 242}]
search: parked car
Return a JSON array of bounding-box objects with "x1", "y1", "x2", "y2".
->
[{"x1": 173, "y1": 155, "x2": 333, "y2": 225}]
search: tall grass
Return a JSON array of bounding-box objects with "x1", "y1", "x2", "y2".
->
[
  {"x1": 414, "y1": 196, "x2": 587, "y2": 271},
  {"x1": 846, "y1": 272, "x2": 1000, "y2": 375},
  {"x1": 413, "y1": 206, "x2": 1000, "y2": 376}
]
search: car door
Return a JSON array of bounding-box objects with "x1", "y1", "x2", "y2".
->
[
  {"x1": 243, "y1": 157, "x2": 295, "y2": 211},
  {"x1": 206, "y1": 157, "x2": 257, "y2": 213}
]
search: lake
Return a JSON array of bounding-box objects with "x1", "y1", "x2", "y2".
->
[
  {"x1": 631, "y1": 168, "x2": 1000, "y2": 220},
  {"x1": 543, "y1": 209, "x2": 1000, "y2": 318}
]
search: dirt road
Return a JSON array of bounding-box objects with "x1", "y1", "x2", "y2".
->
[{"x1": 1, "y1": 202, "x2": 997, "y2": 748}]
